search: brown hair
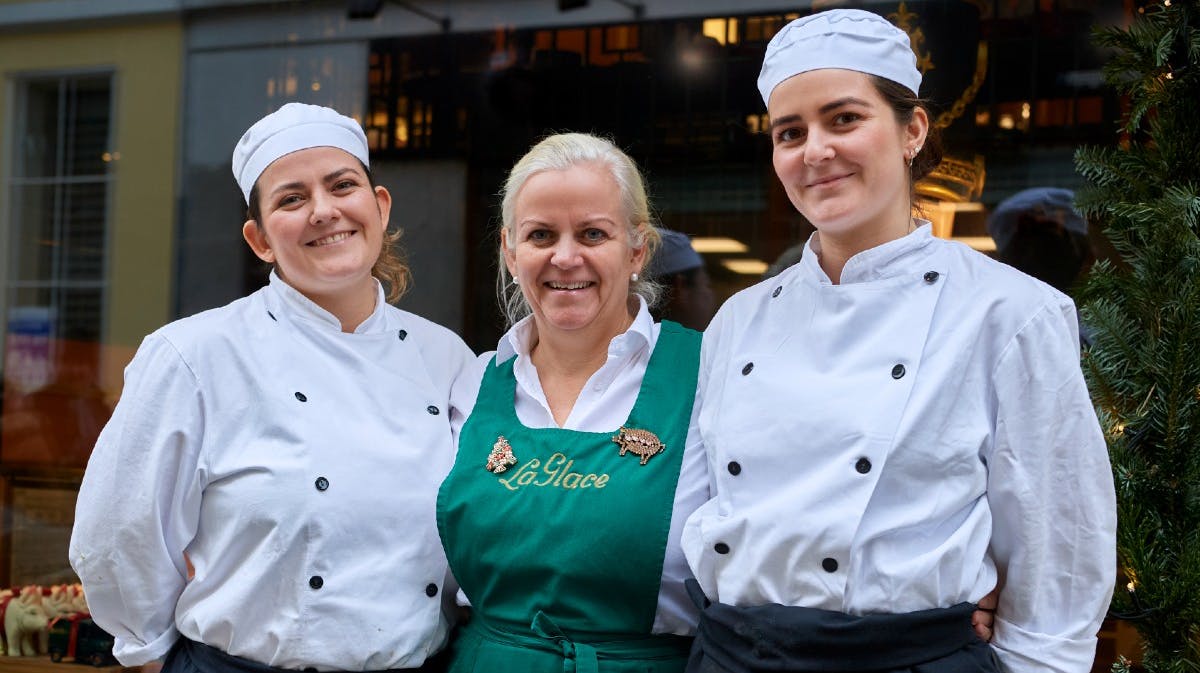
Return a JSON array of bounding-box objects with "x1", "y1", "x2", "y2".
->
[
  {"x1": 869, "y1": 75, "x2": 944, "y2": 184},
  {"x1": 246, "y1": 161, "x2": 410, "y2": 303}
]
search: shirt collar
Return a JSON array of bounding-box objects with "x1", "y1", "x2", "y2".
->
[
  {"x1": 495, "y1": 296, "x2": 655, "y2": 364},
  {"x1": 802, "y1": 220, "x2": 936, "y2": 284},
  {"x1": 267, "y1": 271, "x2": 389, "y2": 334}
]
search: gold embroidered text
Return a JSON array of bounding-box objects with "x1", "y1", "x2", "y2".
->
[{"x1": 497, "y1": 452, "x2": 610, "y2": 492}]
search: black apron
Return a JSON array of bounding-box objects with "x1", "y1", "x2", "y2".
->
[
  {"x1": 684, "y1": 580, "x2": 1000, "y2": 673},
  {"x1": 162, "y1": 638, "x2": 447, "y2": 673}
]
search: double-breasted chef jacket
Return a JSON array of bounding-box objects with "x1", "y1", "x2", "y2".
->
[
  {"x1": 682, "y1": 223, "x2": 1117, "y2": 673},
  {"x1": 70, "y1": 272, "x2": 474, "y2": 671}
]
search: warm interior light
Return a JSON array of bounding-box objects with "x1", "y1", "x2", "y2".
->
[
  {"x1": 702, "y1": 18, "x2": 728, "y2": 45},
  {"x1": 721, "y1": 259, "x2": 769, "y2": 275},
  {"x1": 691, "y1": 237, "x2": 748, "y2": 253}
]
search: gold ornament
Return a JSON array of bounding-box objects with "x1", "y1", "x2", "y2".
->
[
  {"x1": 485, "y1": 436, "x2": 518, "y2": 474},
  {"x1": 612, "y1": 427, "x2": 665, "y2": 465}
]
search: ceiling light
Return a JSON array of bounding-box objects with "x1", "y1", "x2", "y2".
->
[{"x1": 691, "y1": 237, "x2": 748, "y2": 254}]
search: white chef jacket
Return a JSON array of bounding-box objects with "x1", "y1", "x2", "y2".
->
[
  {"x1": 70, "y1": 272, "x2": 474, "y2": 670},
  {"x1": 449, "y1": 299, "x2": 708, "y2": 635},
  {"x1": 682, "y1": 224, "x2": 1116, "y2": 673}
]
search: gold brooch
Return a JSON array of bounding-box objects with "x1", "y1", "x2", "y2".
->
[
  {"x1": 485, "y1": 436, "x2": 518, "y2": 474},
  {"x1": 612, "y1": 427, "x2": 665, "y2": 465}
]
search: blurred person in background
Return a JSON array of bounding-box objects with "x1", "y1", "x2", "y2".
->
[
  {"x1": 647, "y1": 229, "x2": 717, "y2": 331},
  {"x1": 988, "y1": 187, "x2": 1094, "y2": 295}
]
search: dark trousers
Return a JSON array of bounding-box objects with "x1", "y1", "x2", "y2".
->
[
  {"x1": 684, "y1": 580, "x2": 1001, "y2": 673},
  {"x1": 162, "y1": 637, "x2": 447, "y2": 673}
]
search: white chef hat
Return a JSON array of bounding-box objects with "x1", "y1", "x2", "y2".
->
[
  {"x1": 231, "y1": 102, "x2": 370, "y2": 204},
  {"x1": 757, "y1": 8, "x2": 922, "y2": 107}
]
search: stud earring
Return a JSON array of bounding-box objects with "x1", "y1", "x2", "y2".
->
[
  {"x1": 630, "y1": 272, "x2": 639, "y2": 282},
  {"x1": 511, "y1": 276, "x2": 520, "y2": 286}
]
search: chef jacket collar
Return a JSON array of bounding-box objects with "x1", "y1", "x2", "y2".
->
[
  {"x1": 496, "y1": 295, "x2": 655, "y2": 365},
  {"x1": 802, "y1": 220, "x2": 936, "y2": 285},
  {"x1": 267, "y1": 271, "x2": 389, "y2": 334}
]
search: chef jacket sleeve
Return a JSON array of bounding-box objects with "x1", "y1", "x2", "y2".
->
[
  {"x1": 449, "y1": 351, "x2": 492, "y2": 444},
  {"x1": 69, "y1": 333, "x2": 205, "y2": 665},
  {"x1": 443, "y1": 336, "x2": 478, "y2": 427},
  {"x1": 986, "y1": 299, "x2": 1117, "y2": 673}
]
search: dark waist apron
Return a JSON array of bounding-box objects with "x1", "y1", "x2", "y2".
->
[
  {"x1": 162, "y1": 638, "x2": 446, "y2": 673},
  {"x1": 684, "y1": 581, "x2": 1000, "y2": 673},
  {"x1": 437, "y1": 321, "x2": 701, "y2": 673}
]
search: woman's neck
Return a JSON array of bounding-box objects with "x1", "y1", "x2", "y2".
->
[
  {"x1": 296, "y1": 278, "x2": 378, "y2": 333},
  {"x1": 527, "y1": 302, "x2": 637, "y2": 426},
  {"x1": 816, "y1": 211, "x2": 915, "y2": 284}
]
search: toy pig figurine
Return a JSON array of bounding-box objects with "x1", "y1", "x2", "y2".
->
[{"x1": 4, "y1": 588, "x2": 49, "y2": 656}]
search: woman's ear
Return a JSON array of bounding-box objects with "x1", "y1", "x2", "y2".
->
[
  {"x1": 906, "y1": 106, "x2": 930, "y2": 151},
  {"x1": 374, "y1": 185, "x2": 393, "y2": 230},
  {"x1": 500, "y1": 227, "x2": 518, "y2": 278},
  {"x1": 630, "y1": 224, "x2": 650, "y2": 274},
  {"x1": 242, "y1": 220, "x2": 275, "y2": 263}
]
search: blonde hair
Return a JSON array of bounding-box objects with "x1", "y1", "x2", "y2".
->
[{"x1": 496, "y1": 133, "x2": 662, "y2": 326}]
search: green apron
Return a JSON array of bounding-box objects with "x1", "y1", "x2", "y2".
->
[{"x1": 437, "y1": 321, "x2": 700, "y2": 673}]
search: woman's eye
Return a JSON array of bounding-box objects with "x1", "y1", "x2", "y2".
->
[
  {"x1": 527, "y1": 229, "x2": 551, "y2": 243},
  {"x1": 776, "y1": 127, "x2": 805, "y2": 143},
  {"x1": 582, "y1": 228, "x2": 608, "y2": 243},
  {"x1": 278, "y1": 194, "x2": 304, "y2": 207},
  {"x1": 833, "y1": 112, "x2": 861, "y2": 126},
  {"x1": 333, "y1": 179, "x2": 356, "y2": 191}
]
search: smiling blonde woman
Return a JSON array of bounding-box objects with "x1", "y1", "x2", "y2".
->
[{"x1": 438, "y1": 133, "x2": 706, "y2": 673}]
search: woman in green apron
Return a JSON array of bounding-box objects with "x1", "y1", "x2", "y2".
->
[{"x1": 438, "y1": 133, "x2": 706, "y2": 673}]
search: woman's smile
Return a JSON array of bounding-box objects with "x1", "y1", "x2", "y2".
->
[
  {"x1": 545, "y1": 280, "x2": 595, "y2": 291},
  {"x1": 308, "y1": 230, "x2": 357, "y2": 247},
  {"x1": 806, "y1": 172, "x2": 854, "y2": 189}
]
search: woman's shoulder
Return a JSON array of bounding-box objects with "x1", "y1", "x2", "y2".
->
[
  {"x1": 151, "y1": 291, "x2": 264, "y2": 353},
  {"x1": 939, "y1": 237, "x2": 1072, "y2": 308},
  {"x1": 384, "y1": 308, "x2": 475, "y2": 381},
  {"x1": 384, "y1": 306, "x2": 470, "y2": 347},
  {"x1": 935, "y1": 238, "x2": 1080, "y2": 344}
]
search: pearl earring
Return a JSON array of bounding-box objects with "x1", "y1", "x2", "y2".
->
[
  {"x1": 630, "y1": 272, "x2": 639, "y2": 282},
  {"x1": 511, "y1": 277, "x2": 519, "y2": 286},
  {"x1": 907, "y1": 145, "x2": 922, "y2": 167}
]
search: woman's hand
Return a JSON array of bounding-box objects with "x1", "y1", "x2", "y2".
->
[{"x1": 972, "y1": 588, "x2": 999, "y2": 642}]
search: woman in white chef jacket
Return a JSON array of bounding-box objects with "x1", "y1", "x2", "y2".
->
[
  {"x1": 681, "y1": 9, "x2": 1116, "y2": 673},
  {"x1": 69, "y1": 103, "x2": 473, "y2": 673}
]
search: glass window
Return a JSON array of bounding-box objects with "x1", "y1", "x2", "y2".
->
[{"x1": 3, "y1": 73, "x2": 113, "y2": 472}]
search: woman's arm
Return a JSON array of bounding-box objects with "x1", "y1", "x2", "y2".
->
[
  {"x1": 986, "y1": 300, "x2": 1117, "y2": 673},
  {"x1": 69, "y1": 334, "x2": 206, "y2": 666}
]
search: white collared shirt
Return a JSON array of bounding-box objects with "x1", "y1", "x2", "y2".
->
[
  {"x1": 70, "y1": 273, "x2": 474, "y2": 670},
  {"x1": 682, "y1": 224, "x2": 1116, "y2": 673},
  {"x1": 450, "y1": 299, "x2": 708, "y2": 635}
]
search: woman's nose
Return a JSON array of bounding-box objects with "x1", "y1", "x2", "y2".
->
[
  {"x1": 803, "y1": 129, "x2": 835, "y2": 165},
  {"x1": 309, "y1": 190, "x2": 339, "y2": 225},
  {"x1": 550, "y1": 237, "x2": 582, "y2": 267}
]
